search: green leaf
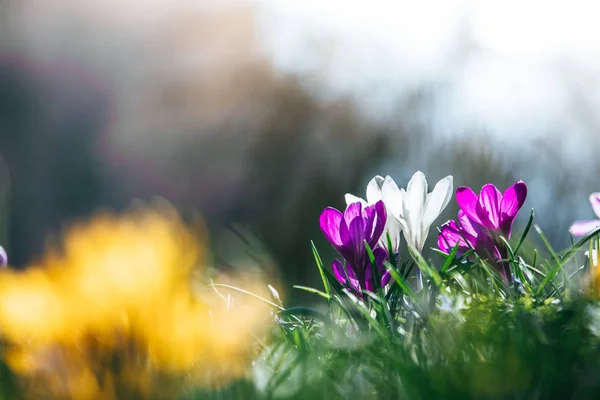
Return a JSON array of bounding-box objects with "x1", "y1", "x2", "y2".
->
[
  {"x1": 440, "y1": 243, "x2": 460, "y2": 274},
  {"x1": 384, "y1": 261, "x2": 418, "y2": 302},
  {"x1": 293, "y1": 285, "x2": 331, "y2": 299},
  {"x1": 513, "y1": 208, "x2": 534, "y2": 255},
  {"x1": 534, "y1": 225, "x2": 567, "y2": 297},
  {"x1": 311, "y1": 241, "x2": 331, "y2": 300},
  {"x1": 408, "y1": 244, "x2": 442, "y2": 287}
]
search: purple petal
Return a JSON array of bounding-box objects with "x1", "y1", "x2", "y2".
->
[
  {"x1": 373, "y1": 247, "x2": 388, "y2": 265},
  {"x1": 347, "y1": 214, "x2": 366, "y2": 261},
  {"x1": 501, "y1": 181, "x2": 528, "y2": 217},
  {"x1": 338, "y1": 220, "x2": 357, "y2": 267},
  {"x1": 499, "y1": 181, "x2": 527, "y2": 236},
  {"x1": 0, "y1": 246, "x2": 6, "y2": 267},
  {"x1": 319, "y1": 207, "x2": 344, "y2": 247},
  {"x1": 367, "y1": 201, "x2": 387, "y2": 248},
  {"x1": 456, "y1": 186, "x2": 481, "y2": 224},
  {"x1": 343, "y1": 202, "x2": 363, "y2": 226},
  {"x1": 438, "y1": 221, "x2": 470, "y2": 255},
  {"x1": 332, "y1": 259, "x2": 347, "y2": 285},
  {"x1": 364, "y1": 265, "x2": 375, "y2": 292},
  {"x1": 381, "y1": 270, "x2": 392, "y2": 287},
  {"x1": 475, "y1": 233, "x2": 503, "y2": 261},
  {"x1": 457, "y1": 210, "x2": 480, "y2": 242},
  {"x1": 569, "y1": 220, "x2": 600, "y2": 237},
  {"x1": 373, "y1": 247, "x2": 392, "y2": 287},
  {"x1": 590, "y1": 193, "x2": 600, "y2": 219},
  {"x1": 475, "y1": 184, "x2": 502, "y2": 230},
  {"x1": 346, "y1": 264, "x2": 361, "y2": 293},
  {"x1": 363, "y1": 204, "x2": 377, "y2": 246}
]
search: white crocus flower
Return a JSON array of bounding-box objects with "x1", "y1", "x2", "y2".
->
[
  {"x1": 382, "y1": 171, "x2": 453, "y2": 289},
  {"x1": 345, "y1": 175, "x2": 402, "y2": 253},
  {"x1": 381, "y1": 171, "x2": 453, "y2": 252}
]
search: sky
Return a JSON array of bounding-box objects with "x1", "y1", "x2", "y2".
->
[{"x1": 249, "y1": 0, "x2": 600, "y2": 153}]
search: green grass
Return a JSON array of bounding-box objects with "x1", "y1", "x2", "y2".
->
[
  {"x1": 4, "y1": 220, "x2": 600, "y2": 399},
  {"x1": 194, "y1": 223, "x2": 600, "y2": 400}
]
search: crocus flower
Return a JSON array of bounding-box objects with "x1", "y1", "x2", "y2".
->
[
  {"x1": 381, "y1": 171, "x2": 453, "y2": 290},
  {"x1": 455, "y1": 180, "x2": 527, "y2": 240},
  {"x1": 570, "y1": 193, "x2": 600, "y2": 236},
  {"x1": 320, "y1": 201, "x2": 387, "y2": 285},
  {"x1": 438, "y1": 210, "x2": 501, "y2": 260},
  {"x1": 345, "y1": 175, "x2": 402, "y2": 253},
  {"x1": 381, "y1": 171, "x2": 454, "y2": 252},
  {"x1": 0, "y1": 246, "x2": 6, "y2": 267},
  {"x1": 332, "y1": 247, "x2": 391, "y2": 296},
  {"x1": 439, "y1": 180, "x2": 528, "y2": 284}
]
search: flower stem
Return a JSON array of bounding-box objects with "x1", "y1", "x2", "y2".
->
[{"x1": 416, "y1": 268, "x2": 423, "y2": 291}]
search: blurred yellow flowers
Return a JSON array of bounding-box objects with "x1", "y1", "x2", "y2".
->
[{"x1": 0, "y1": 204, "x2": 274, "y2": 399}]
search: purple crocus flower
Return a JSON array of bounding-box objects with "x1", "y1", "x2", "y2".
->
[
  {"x1": 455, "y1": 180, "x2": 528, "y2": 239},
  {"x1": 438, "y1": 210, "x2": 501, "y2": 260},
  {"x1": 332, "y1": 247, "x2": 391, "y2": 296},
  {"x1": 320, "y1": 200, "x2": 387, "y2": 289},
  {"x1": 569, "y1": 193, "x2": 600, "y2": 236},
  {"x1": 438, "y1": 181, "x2": 527, "y2": 283}
]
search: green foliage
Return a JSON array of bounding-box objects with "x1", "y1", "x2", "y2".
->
[{"x1": 238, "y1": 221, "x2": 600, "y2": 399}]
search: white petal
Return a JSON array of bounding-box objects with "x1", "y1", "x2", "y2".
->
[
  {"x1": 365, "y1": 175, "x2": 385, "y2": 204},
  {"x1": 345, "y1": 193, "x2": 367, "y2": 207},
  {"x1": 381, "y1": 176, "x2": 403, "y2": 219},
  {"x1": 379, "y1": 214, "x2": 403, "y2": 252},
  {"x1": 397, "y1": 187, "x2": 418, "y2": 249},
  {"x1": 405, "y1": 171, "x2": 428, "y2": 237},
  {"x1": 421, "y1": 176, "x2": 454, "y2": 231}
]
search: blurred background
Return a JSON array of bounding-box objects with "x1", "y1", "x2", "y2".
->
[{"x1": 1, "y1": 0, "x2": 599, "y2": 301}]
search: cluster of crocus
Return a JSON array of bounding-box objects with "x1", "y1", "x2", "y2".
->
[
  {"x1": 321, "y1": 171, "x2": 454, "y2": 295},
  {"x1": 320, "y1": 171, "x2": 532, "y2": 293},
  {"x1": 438, "y1": 181, "x2": 528, "y2": 283}
]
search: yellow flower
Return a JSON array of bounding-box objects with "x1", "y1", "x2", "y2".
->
[{"x1": 0, "y1": 204, "x2": 274, "y2": 399}]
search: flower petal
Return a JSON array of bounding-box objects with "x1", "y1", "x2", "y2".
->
[
  {"x1": 380, "y1": 214, "x2": 402, "y2": 252},
  {"x1": 438, "y1": 221, "x2": 470, "y2": 255},
  {"x1": 365, "y1": 175, "x2": 385, "y2": 204},
  {"x1": 381, "y1": 270, "x2": 392, "y2": 287},
  {"x1": 457, "y1": 210, "x2": 481, "y2": 244},
  {"x1": 345, "y1": 194, "x2": 367, "y2": 207},
  {"x1": 406, "y1": 171, "x2": 428, "y2": 225},
  {"x1": 373, "y1": 247, "x2": 391, "y2": 287},
  {"x1": 346, "y1": 263, "x2": 361, "y2": 293},
  {"x1": 343, "y1": 202, "x2": 363, "y2": 226},
  {"x1": 476, "y1": 184, "x2": 502, "y2": 230},
  {"x1": 319, "y1": 207, "x2": 344, "y2": 247},
  {"x1": 499, "y1": 180, "x2": 527, "y2": 236},
  {"x1": 569, "y1": 220, "x2": 600, "y2": 237},
  {"x1": 367, "y1": 201, "x2": 387, "y2": 249},
  {"x1": 381, "y1": 176, "x2": 403, "y2": 220},
  {"x1": 421, "y1": 175, "x2": 454, "y2": 236},
  {"x1": 347, "y1": 215, "x2": 366, "y2": 264},
  {"x1": 590, "y1": 192, "x2": 600, "y2": 219},
  {"x1": 456, "y1": 186, "x2": 481, "y2": 224},
  {"x1": 332, "y1": 259, "x2": 347, "y2": 285},
  {"x1": 500, "y1": 180, "x2": 528, "y2": 218},
  {"x1": 401, "y1": 172, "x2": 428, "y2": 249}
]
